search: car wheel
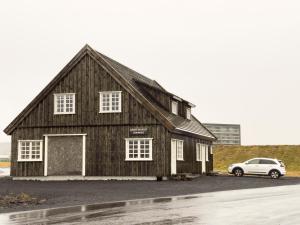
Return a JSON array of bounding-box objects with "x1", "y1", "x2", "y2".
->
[
  {"x1": 233, "y1": 168, "x2": 243, "y2": 177},
  {"x1": 270, "y1": 170, "x2": 280, "y2": 179}
]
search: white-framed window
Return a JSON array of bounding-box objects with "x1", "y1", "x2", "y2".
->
[
  {"x1": 125, "y1": 138, "x2": 153, "y2": 161},
  {"x1": 54, "y1": 93, "x2": 75, "y2": 114},
  {"x1": 172, "y1": 101, "x2": 178, "y2": 115},
  {"x1": 196, "y1": 143, "x2": 209, "y2": 162},
  {"x1": 99, "y1": 91, "x2": 122, "y2": 113},
  {"x1": 186, "y1": 108, "x2": 191, "y2": 120},
  {"x1": 172, "y1": 139, "x2": 184, "y2": 160},
  {"x1": 18, "y1": 140, "x2": 43, "y2": 162}
]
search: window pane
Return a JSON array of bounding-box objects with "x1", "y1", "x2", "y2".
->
[{"x1": 126, "y1": 139, "x2": 152, "y2": 160}]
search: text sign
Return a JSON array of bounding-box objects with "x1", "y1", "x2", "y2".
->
[{"x1": 129, "y1": 128, "x2": 148, "y2": 135}]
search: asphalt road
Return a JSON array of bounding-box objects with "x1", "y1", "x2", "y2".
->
[
  {"x1": 1, "y1": 175, "x2": 300, "y2": 213},
  {"x1": 0, "y1": 184, "x2": 299, "y2": 225}
]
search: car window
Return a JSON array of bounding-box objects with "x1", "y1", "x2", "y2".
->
[
  {"x1": 259, "y1": 159, "x2": 276, "y2": 164},
  {"x1": 247, "y1": 159, "x2": 260, "y2": 164}
]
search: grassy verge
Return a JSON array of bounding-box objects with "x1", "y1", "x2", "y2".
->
[
  {"x1": 213, "y1": 145, "x2": 300, "y2": 177},
  {"x1": 0, "y1": 193, "x2": 46, "y2": 209}
]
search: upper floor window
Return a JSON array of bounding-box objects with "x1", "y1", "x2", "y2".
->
[
  {"x1": 54, "y1": 93, "x2": 75, "y2": 114},
  {"x1": 171, "y1": 101, "x2": 178, "y2": 115},
  {"x1": 125, "y1": 138, "x2": 153, "y2": 161},
  {"x1": 186, "y1": 108, "x2": 191, "y2": 120},
  {"x1": 99, "y1": 91, "x2": 122, "y2": 113},
  {"x1": 18, "y1": 140, "x2": 43, "y2": 162}
]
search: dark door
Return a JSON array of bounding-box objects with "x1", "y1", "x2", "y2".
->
[{"x1": 47, "y1": 136, "x2": 82, "y2": 176}]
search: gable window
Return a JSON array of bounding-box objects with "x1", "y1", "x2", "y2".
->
[
  {"x1": 54, "y1": 93, "x2": 75, "y2": 114},
  {"x1": 172, "y1": 101, "x2": 178, "y2": 115},
  {"x1": 186, "y1": 108, "x2": 191, "y2": 120},
  {"x1": 18, "y1": 140, "x2": 43, "y2": 162},
  {"x1": 99, "y1": 91, "x2": 122, "y2": 113},
  {"x1": 125, "y1": 138, "x2": 153, "y2": 161},
  {"x1": 196, "y1": 143, "x2": 209, "y2": 162}
]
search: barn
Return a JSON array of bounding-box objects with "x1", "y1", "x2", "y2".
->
[{"x1": 4, "y1": 44, "x2": 216, "y2": 180}]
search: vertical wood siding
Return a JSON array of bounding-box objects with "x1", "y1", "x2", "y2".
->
[
  {"x1": 11, "y1": 125, "x2": 170, "y2": 176},
  {"x1": 171, "y1": 133, "x2": 213, "y2": 174}
]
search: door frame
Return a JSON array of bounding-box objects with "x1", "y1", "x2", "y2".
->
[
  {"x1": 201, "y1": 145, "x2": 206, "y2": 173},
  {"x1": 171, "y1": 139, "x2": 177, "y2": 175},
  {"x1": 43, "y1": 134, "x2": 87, "y2": 177}
]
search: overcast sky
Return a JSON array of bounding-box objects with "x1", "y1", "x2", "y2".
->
[{"x1": 0, "y1": 0, "x2": 300, "y2": 145}]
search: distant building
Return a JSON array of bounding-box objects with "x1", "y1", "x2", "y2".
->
[{"x1": 203, "y1": 123, "x2": 241, "y2": 145}]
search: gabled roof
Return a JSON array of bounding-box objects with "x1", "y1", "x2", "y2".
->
[{"x1": 4, "y1": 44, "x2": 216, "y2": 140}]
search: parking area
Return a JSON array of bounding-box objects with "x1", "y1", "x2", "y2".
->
[{"x1": 1, "y1": 175, "x2": 300, "y2": 213}]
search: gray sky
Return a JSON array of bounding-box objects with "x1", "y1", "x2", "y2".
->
[{"x1": 0, "y1": 0, "x2": 300, "y2": 145}]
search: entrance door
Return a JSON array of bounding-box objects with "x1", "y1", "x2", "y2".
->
[
  {"x1": 171, "y1": 139, "x2": 177, "y2": 175},
  {"x1": 45, "y1": 134, "x2": 86, "y2": 176}
]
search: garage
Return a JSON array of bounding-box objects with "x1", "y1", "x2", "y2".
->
[{"x1": 44, "y1": 134, "x2": 86, "y2": 177}]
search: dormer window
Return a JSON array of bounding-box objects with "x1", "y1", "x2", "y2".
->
[
  {"x1": 54, "y1": 93, "x2": 75, "y2": 114},
  {"x1": 171, "y1": 101, "x2": 178, "y2": 115},
  {"x1": 186, "y1": 108, "x2": 191, "y2": 120},
  {"x1": 99, "y1": 91, "x2": 122, "y2": 113}
]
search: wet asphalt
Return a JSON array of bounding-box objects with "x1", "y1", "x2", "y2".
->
[
  {"x1": 1, "y1": 175, "x2": 300, "y2": 213},
  {"x1": 0, "y1": 184, "x2": 299, "y2": 225}
]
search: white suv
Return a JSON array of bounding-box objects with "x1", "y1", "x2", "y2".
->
[{"x1": 228, "y1": 158, "x2": 286, "y2": 179}]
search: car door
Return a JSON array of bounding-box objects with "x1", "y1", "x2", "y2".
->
[
  {"x1": 259, "y1": 159, "x2": 276, "y2": 174},
  {"x1": 244, "y1": 159, "x2": 260, "y2": 174}
]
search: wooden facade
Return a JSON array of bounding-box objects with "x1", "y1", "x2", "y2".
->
[{"x1": 5, "y1": 45, "x2": 216, "y2": 179}]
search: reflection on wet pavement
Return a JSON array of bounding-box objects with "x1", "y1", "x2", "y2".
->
[{"x1": 0, "y1": 185, "x2": 299, "y2": 225}]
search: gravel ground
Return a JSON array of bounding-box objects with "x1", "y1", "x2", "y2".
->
[{"x1": 0, "y1": 175, "x2": 300, "y2": 213}]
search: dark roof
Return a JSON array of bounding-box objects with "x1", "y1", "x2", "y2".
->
[
  {"x1": 4, "y1": 45, "x2": 216, "y2": 140},
  {"x1": 97, "y1": 52, "x2": 167, "y2": 92},
  {"x1": 97, "y1": 51, "x2": 216, "y2": 139},
  {"x1": 156, "y1": 105, "x2": 216, "y2": 139}
]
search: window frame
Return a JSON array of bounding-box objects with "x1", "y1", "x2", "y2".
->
[
  {"x1": 18, "y1": 140, "x2": 43, "y2": 162},
  {"x1": 99, "y1": 91, "x2": 122, "y2": 113},
  {"x1": 125, "y1": 138, "x2": 153, "y2": 161},
  {"x1": 186, "y1": 107, "x2": 191, "y2": 120},
  {"x1": 176, "y1": 140, "x2": 184, "y2": 161},
  {"x1": 54, "y1": 93, "x2": 76, "y2": 115},
  {"x1": 196, "y1": 143, "x2": 210, "y2": 162},
  {"x1": 171, "y1": 101, "x2": 178, "y2": 115}
]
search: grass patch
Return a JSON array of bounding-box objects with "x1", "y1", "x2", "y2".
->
[
  {"x1": 0, "y1": 193, "x2": 46, "y2": 208},
  {"x1": 214, "y1": 145, "x2": 300, "y2": 177}
]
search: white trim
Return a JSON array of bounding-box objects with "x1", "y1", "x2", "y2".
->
[
  {"x1": 186, "y1": 108, "x2": 191, "y2": 120},
  {"x1": 124, "y1": 138, "x2": 153, "y2": 140},
  {"x1": 17, "y1": 140, "x2": 43, "y2": 162},
  {"x1": 13, "y1": 176, "x2": 162, "y2": 181},
  {"x1": 54, "y1": 93, "x2": 76, "y2": 115},
  {"x1": 125, "y1": 138, "x2": 153, "y2": 161},
  {"x1": 43, "y1": 134, "x2": 87, "y2": 137},
  {"x1": 171, "y1": 139, "x2": 177, "y2": 175},
  {"x1": 172, "y1": 139, "x2": 184, "y2": 161},
  {"x1": 82, "y1": 135, "x2": 86, "y2": 176},
  {"x1": 171, "y1": 101, "x2": 178, "y2": 115},
  {"x1": 172, "y1": 95, "x2": 182, "y2": 102},
  {"x1": 99, "y1": 91, "x2": 122, "y2": 113},
  {"x1": 44, "y1": 136, "x2": 48, "y2": 176},
  {"x1": 44, "y1": 134, "x2": 86, "y2": 177}
]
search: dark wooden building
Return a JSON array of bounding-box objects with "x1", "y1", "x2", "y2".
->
[{"x1": 4, "y1": 45, "x2": 216, "y2": 180}]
